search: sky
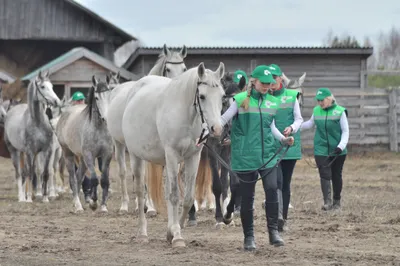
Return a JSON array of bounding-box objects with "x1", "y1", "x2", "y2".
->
[{"x1": 74, "y1": 0, "x2": 399, "y2": 48}]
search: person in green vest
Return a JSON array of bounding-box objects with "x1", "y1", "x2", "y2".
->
[
  {"x1": 220, "y1": 65, "x2": 294, "y2": 251},
  {"x1": 267, "y1": 64, "x2": 304, "y2": 231},
  {"x1": 301, "y1": 87, "x2": 349, "y2": 210},
  {"x1": 233, "y1": 70, "x2": 249, "y2": 86}
]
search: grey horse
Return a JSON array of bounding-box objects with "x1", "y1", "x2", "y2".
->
[
  {"x1": 56, "y1": 75, "x2": 114, "y2": 212},
  {"x1": 4, "y1": 71, "x2": 61, "y2": 202}
]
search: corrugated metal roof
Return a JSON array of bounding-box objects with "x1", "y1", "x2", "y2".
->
[{"x1": 123, "y1": 45, "x2": 374, "y2": 69}]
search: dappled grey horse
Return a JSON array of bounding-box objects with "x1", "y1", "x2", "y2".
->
[
  {"x1": 56, "y1": 76, "x2": 114, "y2": 212},
  {"x1": 4, "y1": 71, "x2": 61, "y2": 202},
  {"x1": 187, "y1": 73, "x2": 246, "y2": 228}
]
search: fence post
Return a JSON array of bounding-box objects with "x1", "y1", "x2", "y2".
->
[{"x1": 388, "y1": 88, "x2": 398, "y2": 152}]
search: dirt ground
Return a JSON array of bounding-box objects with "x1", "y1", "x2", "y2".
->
[{"x1": 0, "y1": 151, "x2": 399, "y2": 266}]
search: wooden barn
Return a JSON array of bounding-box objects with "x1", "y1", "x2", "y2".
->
[
  {"x1": 123, "y1": 46, "x2": 373, "y2": 93},
  {"x1": 21, "y1": 47, "x2": 137, "y2": 100},
  {"x1": 0, "y1": 0, "x2": 136, "y2": 78}
]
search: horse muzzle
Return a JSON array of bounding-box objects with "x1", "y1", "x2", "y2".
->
[{"x1": 210, "y1": 124, "x2": 222, "y2": 137}]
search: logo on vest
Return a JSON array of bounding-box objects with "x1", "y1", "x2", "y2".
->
[
  {"x1": 332, "y1": 110, "x2": 340, "y2": 116},
  {"x1": 265, "y1": 100, "x2": 277, "y2": 108},
  {"x1": 281, "y1": 96, "x2": 293, "y2": 104}
]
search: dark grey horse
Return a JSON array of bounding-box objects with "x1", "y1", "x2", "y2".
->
[{"x1": 188, "y1": 74, "x2": 246, "y2": 228}]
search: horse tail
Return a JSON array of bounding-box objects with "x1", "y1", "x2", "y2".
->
[
  {"x1": 195, "y1": 148, "x2": 212, "y2": 206},
  {"x1": 146, "y1": 161, "x2": 166, "y2": 214},
  {"x1": 59, "y1": 156, "x2": 66, "y2": 186}
]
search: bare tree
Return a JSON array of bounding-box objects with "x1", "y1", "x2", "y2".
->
[
  {"x1": 376, "y1": 26, "x2": 400, "y2": 69},
  {"x1": 322, "y1": 30, "x2": 361, "y2": 48}
]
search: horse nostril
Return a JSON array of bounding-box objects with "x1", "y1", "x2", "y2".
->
[{"x1": 210, "y1": 126, "x2": 214, "y2": 133}]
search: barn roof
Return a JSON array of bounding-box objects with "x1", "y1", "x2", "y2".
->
[
  {"x1": 22, "y1": 47, "x2": 138, "y2": 81},
  {"x1": 123, "y1": 46, "x2": 374, "y2": 69},
  {"x1": 65, "y1": 0, "x2": 136, "y2": 42},
  {"x1": 0, "y1": 70, "x2": 16, "y2": 83}
]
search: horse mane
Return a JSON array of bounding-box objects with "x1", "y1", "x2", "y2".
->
[
  {"x1": 27, "y1": 78, "x2": 45, "y2": 124},
  {"x1": 82, "y1": 81, "x2": 108, "y2": 124},
  {"x1": 148, "y1": 52, "x2": 168, "y2": 76}
]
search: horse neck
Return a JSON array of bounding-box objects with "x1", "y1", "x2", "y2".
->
[
  {"x1": 148, "y1": 56, "x2": 166, "y2": 76},
  {"x1": 27, "y1": 82, "x2": 46, "y2": 124}
]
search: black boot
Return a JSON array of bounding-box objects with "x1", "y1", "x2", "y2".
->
[
  {"x1": 320, "y1": 179, "x2": 332, "y2": 211},
  {"x1": 332, "y1": 199, "x2": 341, "y2": 210},
  {"x1": 241, "y1": 208, "x2": 256, "y2": 251},
  {"x1": 265, "y1": 202, "x2": 284, "y2": 247},
  {"x1": 277, "y1": 189, "x2": 284, "y2": 232}
]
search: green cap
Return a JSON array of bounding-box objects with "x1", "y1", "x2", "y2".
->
[
  {"x1": 251, "y1": 65, "x2": 276, "y2": 84},
  {"x1": 233, "y1": 70, "x2": 248, "y2": 84},
  {"x1": 72, "y1": 91, "x2": 85, "y2": 101},
  {"x1": 315, "y1": 88, "x2": 332, "y2": 100},
  {"x1": 267, "y1": 64, "x2": 282, "y2": 76}
]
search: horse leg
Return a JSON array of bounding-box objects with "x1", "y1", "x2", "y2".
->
[
  {"x1": 223, "y1": 172, "x2": 240, "y2": 225},
  {"x1": 65, "y1": 149, "x2": 83, "y2": 212},
  {"x1": 25, "y1": 151, "x2": 36, "y2": 203},
  {"x1": 165, "y1": 148, "x2": 185, "y2": 248},
  {"x1": 129, "y1": 153, "x2": 147, "y2": 242},
  {"x1": 209, "y1": 155, "x2": 224, "y2": 228},
  {"x1": 8, "y1": 147, "x2": 25, "y2": 202},
  {"x1": 34, "y1": 159, "x2": 43, "y2": 199},
  {"x1": 82, "y1": 151, "x2": 99, "y2": 210},
  {"x1": 99, "y1": 154, "x2": 112, "y2": 212},
  {"x1": 179, "y1": 151, "x2": 202, "y2": 231},
  {"x1": 40, "y1": 147, "x2": 53, "y2": 203},
  {"x1": 58, "y1": 155, "x2": 68, "y2": 193},
  {"x1": 114, "y1": 140, "x2": 130, "y2": 213},
  {"x1": 48, "y1": 144, "x2": 59, "y2": 199}
]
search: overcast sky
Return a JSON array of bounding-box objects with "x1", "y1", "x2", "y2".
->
[{"x1": 75, "y1": 0, "x2": 399, "y2": 48}]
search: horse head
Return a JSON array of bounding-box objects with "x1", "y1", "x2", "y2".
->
[
  {"x1": 161, "y1": 44, "x2": 187, "y2": 78},
  {"x1": 282, "y1": 72, "x2": 306, "y2": 108},
  {"x1": 46, "y1": 95, "x2": 70, "y2": 129},
  {"x1": 34, "y1": 70, "x2": 61, "y2": 107},
  {"x1": 106, "y1": 71, "x2": 121, "y2": 89},
  {"x1": 89, "y1": 75, "x2": 112, "y2": 123},
  {"x1": 196, "y1": 62, "x2": 225, "y2": 137}
]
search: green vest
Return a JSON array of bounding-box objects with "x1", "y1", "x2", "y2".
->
[
  {"x1": 230, "y1": 89, "x2": 280, "y2": 171},
  {"x1": 313, "y1": 103, "x2": 348, "y2": 156},
  {"x1": 273, "y1": 88, "x2": 302, "y2": 160}
]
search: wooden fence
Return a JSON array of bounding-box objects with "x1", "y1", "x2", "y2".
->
[{"x1": 299, "y1": 87, "x2": 400, "y2": 152}]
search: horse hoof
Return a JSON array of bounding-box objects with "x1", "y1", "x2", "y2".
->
[
  {"x1": 146, "y1": 210, "x2": 157, "y2": 217},
  {"x1": 215, "y1": 222, "x2": 225, "y2": 229},
  {"x1": 75, "y1": 208, "x2": 84, "y2": 213},
  {"x1": 100, "y1": 205, "x2": 108, "y2": 212},
  {"x1": 18, "y1": 198, "x2": 26, "y2": 202},
  {"x1": 136, "y1": 235, "x2": 149, "y2": 243},
  {"x1": 42, "y1": 196, "x2": 49, "y2": 203},
  {"x1": 89, "y1": 201, "x2": 98, "y2": 211},
  {"x1": 26, "y1": 198, "x2": 33, "y2": 203},
  {"x1": 186, "y1": 220, "x2": 197, "y2": 227},
  {"x1": 172, "y1": 238, "x2": 186, "y2": 248},
  {"x1": 223, "y1": 215, "x2": 233, "y2": 225},
  {"x1": 35, "y1": 193, "x2": 43, "y2": 198},
  {"x1": 119, "y1": 207, "x2": 128, "y2": 214}
]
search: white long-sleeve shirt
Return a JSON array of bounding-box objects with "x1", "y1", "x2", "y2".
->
[
  {"x1": 301, "y1": 112, "x2": 349, "y2": 150},
  {"x1": 220, "y1": 103, "x2": 286, "y2": 142},
  {"x1": 290, "y1": 99, "x2": 304, "y2": 133}
]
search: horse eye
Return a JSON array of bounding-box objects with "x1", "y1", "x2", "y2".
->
[
  {"x1": 166, "y1": 68, "x2": 170, "y2": 72},
  {"x1": 40, "y1": 86, "x2": 45, "y2": 89},
  {"x1": 95, "y1": 97, "x2": 99, "y2": 100},
  {"x1": 199, "y1": 94, "x2": 206, "y2": 100},
  {"x1": 183, "y1": 68, "x2": 187, "y2": 72}
]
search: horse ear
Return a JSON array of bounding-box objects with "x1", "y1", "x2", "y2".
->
[
  {"x1": 215, "y1": 62, "x2": 225, "y2": 80},
  {"x1": 106, "y1": 74, "x2": 111, "y2": 85},
  {"x1": 298, "y1": 72, "x2": 306, "y2": 85},
  {"x1": 116, "y1": 71, "x2": 121, "y2": 81},
  {"x1": 91, "y1": 75, "x2": 98, "y2": 86},
  {"x1": 180, "y1": 45, "x2": 187, "y2": 58},
  {"x1": 45, "y1": 70, "x2": 50, "y2": 78},
  {"x1": 239, "y1": 76, "x2": 246, "y2": 90},
  {"x1": 163, "y1": 44, "x2": 170, "y2": 57},
  {"x1": 197, "y1": 62, "x2": 206, "y2": 79},
  {"x1": 281, "y1": 72, "x2": 290, "y2": 87}
]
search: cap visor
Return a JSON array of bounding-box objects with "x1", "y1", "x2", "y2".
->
[{"x1": 259, "y1": 77, "x2": 276, "y2": 84}]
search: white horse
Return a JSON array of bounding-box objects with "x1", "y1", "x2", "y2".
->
[
  {"x1": 119, "y1": 62, "x2": 225, "y2": 248},
  {"x1": 106, "y1": 44, "x2": 187, "y2": 214}
]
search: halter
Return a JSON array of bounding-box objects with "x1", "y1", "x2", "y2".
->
[
  {"x1": 35, "y1": 80, "x2": 56, "y2": 130},
  {"x1": 162, "y1": 60, "x2": 185, "y2": 77},
  {"x1": 193, "y1": 81, "x2": 212, "y2": 146}
]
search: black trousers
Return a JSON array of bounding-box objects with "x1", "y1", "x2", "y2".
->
[
  {"x1": 238, "y1": 167, "x2": 279, "y2": 237},
  {"x1": 277, "y1": 159, "x2": 297, "y2": 220},
  {"x1": 314, "y1": 155, "x2": 346, "y2": 201}
]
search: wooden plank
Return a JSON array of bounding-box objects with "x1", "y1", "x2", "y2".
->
[{"x1": 388, "y1": 89, "x2": 398, "y2": 152}]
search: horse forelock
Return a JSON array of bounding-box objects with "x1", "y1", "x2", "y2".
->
[{"x1": 149, "y1": 49, "x2": 186, "y2": 77}]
